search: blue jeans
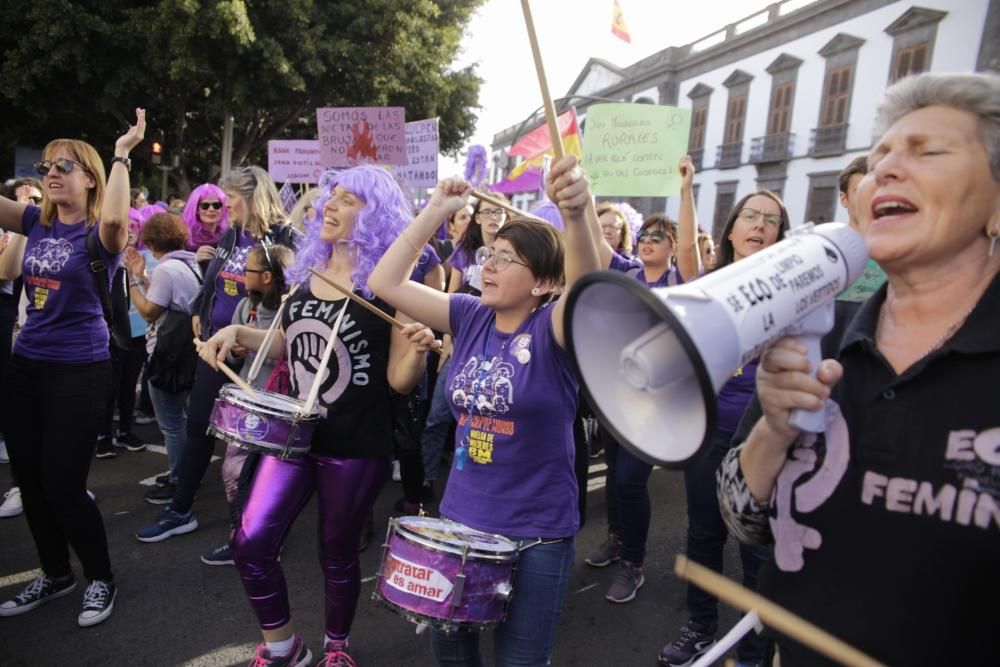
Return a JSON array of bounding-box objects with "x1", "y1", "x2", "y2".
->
[
  {"x1": 421, "y1": 358, "x2": 453, "y2": 483},
  {"x1": 602, "y1": 426, "x2": 653, "y2": 564},
  {"x1": 683, "y1": 431, "x2": 768, "y2": 664},
  {"x1": 148, "y1": 385, "x2": 189, "y2": 483},
  {"x1": 430, "y1": 536, "x2": 575, "y2": 667}
]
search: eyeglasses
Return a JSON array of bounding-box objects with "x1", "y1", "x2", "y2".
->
[
  {"x1": 33, "y1": 158, "x2": 92, "y2": 177},
  {"x1": 28, "y1": 196, "x2": 43, "y2": 205},
  {"x1": 244, "y1": 267, "x2": 268, "y2": 274},
  {"x1": 637, "y1": 231, "x2": 667, "y2": 244},
  {"x1": 600, "y1": 222, "x2": 624, "y2": 231},
  {"x1": 199, "y1": 201, "x2": 223, "y2": 211},
  {"x1": 738, "y1": 207, "x2": 782, "y2": 228},
  {"x1": 475, "y1": 246, "x2": 529, "y2": 272},
  {"x1": 477, "y1": 208, "x2": 507, "y2": 221}
]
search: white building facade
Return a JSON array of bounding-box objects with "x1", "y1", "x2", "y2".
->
[{"x1": 490, "y1": 0, "x2": 998, "y2": 237}]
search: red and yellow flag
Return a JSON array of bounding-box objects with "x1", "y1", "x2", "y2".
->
[
  {"x1": 507, "y1": 109, "x2": 582, "y2": 179},
  {"x1": 612, "y1": 0, "x2": 631, "y2": 44}
]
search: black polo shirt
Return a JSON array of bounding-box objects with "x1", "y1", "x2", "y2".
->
[{"x1": 733, "y1": 272, "x2": 1000, "y2": 666}]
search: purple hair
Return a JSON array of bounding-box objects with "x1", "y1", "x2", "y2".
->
[
  {"x1": 182, "y1": 183, "x2": 229, "y2": 249},
  {"x1": 529, "y1": 201, "x2": 565, "y2": 232},
  {"x1": 287, "y1": 165, "x2": 412, "y2": 298},
  {"x1": 616, "y1": 201, "x2": 644, "y2": 246},
  {"x1": 130, "y1": 204, "x2": 167, "y2": 250}
]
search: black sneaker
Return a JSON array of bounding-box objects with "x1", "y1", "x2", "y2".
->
[
  {"x1": 95, "y1": 436, "x2": 116, "y2": 459},
  {"x1": 659, "y1": 625, "x2": 717, "y2": 666},
  {"x1": 115, "y1": 432, "x2": 146, "y2": 452},
  {"x1": 77, "y1": 579, "x2": 116, "y2": 627},
  {"x1": 0, "y1": 573, "x2": 76, "y2": 617},
  {"x1": 154, "y1": 472, "x2": 171, "y2": 487},
  {"x1": 144, "y1": 483, "x2": 175, "y2": 505}
]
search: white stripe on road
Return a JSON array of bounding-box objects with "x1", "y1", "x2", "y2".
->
[
  {"x1": 180, "y1": 643, "x2": 253, "y2": 667},
  {"x1": 0, "y1": 568, "x2": 43, "y2": 589},
  {"x1": 575, "y1": 583, "x2": 599, "y2": 595}
]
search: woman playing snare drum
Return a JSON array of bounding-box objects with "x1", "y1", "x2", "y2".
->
[
  {"x1": 197, "y1": 165, "x2": 437, "y2": 667},
  {"x1": 369, "y1": 155, "x2": 600, "y2": 666}
]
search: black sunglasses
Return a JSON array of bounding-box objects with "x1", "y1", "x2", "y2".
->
[
  {"x1": 28, "y1": 196, "x2": 43, "y2": 205},
  {"x1": 199, "y1": 201, "x2": 223, "y2": 211},
  {"x1": 33, "y1": 158, "x2": 92, "y2": 177}
]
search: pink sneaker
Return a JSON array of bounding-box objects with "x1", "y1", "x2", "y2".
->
[{"x1": 247, "y1": 636, "x2": 312, "y2": 667}]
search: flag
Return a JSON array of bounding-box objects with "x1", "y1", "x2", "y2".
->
[
  {"x1": 612, "y1": 0, "x2": 631, "y2": 44},
  {"x1": 507, "y1": 109, "x2": 582, "y2": 179}
]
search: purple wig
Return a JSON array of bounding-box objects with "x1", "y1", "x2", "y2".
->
[
  {"x1": 616, "y1": 202, "x2": 644, "y2": 246},
  {"x1": 287, "y1": 165, "x2": 412, "y2": 298},
  {"x1": 529, "y1": 201, "x2": 565, "y2": 232},
  {"x1": 130, "y1": 203, "x2": 167, "y2": 249},
  {"x1": 464, "y1": 145, "x2": 488, "y2": 188},
  {"x1": 182, "y1": 183, "x2": 229, "y2": 250}
]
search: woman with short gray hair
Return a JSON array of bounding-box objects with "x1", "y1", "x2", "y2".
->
[{"x1": 717, "y1": 71, "x2": 1000, "y2": 664}]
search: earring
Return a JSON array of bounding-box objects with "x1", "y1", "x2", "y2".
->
[{"x1": 531, "y1": 287, "x2": 540, "y2": 296}]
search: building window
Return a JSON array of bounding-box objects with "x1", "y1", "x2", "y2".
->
[
  {"x1": 690, "y1": 106, "x2": 707, "y2": 151},
  {"x1": 891, "y1": 42, "x2": 929, "y2": 82},
  {"x1": 724, "y1": 95, "x2": 746, "y2": 144},
  {"x1": 768, "y1": 82, "x2": 794, "y2": 135},
  {"x1": 718, "y1": 70, "x2": 751, "y2": 169},
  {"x1": 812, "y1": 33, "x2": 864, "y2": 157},
  {"x1": 885, "y1": 8, "x2": 945, "y2": 85},
  {"x1": 686, "y1": 83, "x2": 713, "y2": 172},
  {"x1": 805, "y1": 172, "x2": 840, "y2": 224},
  {"x1": 820, "y1": 66, "x2": 851, "y2": 128},
  {"x1": 712, "y1": 181, "x2": 738, "y2": 240}
]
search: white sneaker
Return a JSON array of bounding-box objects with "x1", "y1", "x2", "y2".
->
[
  {"x1": 0, "y1": 487, "x2": 23, "y2": 518},
  {"x1": 0, "y1": 436, "x2": 9, "y2": 464},
  {"x1": 391, "y1": 459, "x2": 401, "y2": 483}
]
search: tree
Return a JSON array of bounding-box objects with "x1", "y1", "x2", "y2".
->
[{"x1": 0, "y1": 0, "x2": 484, "y2": 195}]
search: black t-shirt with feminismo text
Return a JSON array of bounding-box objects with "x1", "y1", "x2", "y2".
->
[{"x1": 282, "y1": 287, "x2": 393, "y2": 458}]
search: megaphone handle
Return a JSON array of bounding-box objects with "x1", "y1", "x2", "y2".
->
[{"x1": 788, "y1": 333, "x2": 825, "y2": 433}]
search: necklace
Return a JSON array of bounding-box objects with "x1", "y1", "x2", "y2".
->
[{"x1": 876, "y1": 300, "x2": 976, "y2": 359}]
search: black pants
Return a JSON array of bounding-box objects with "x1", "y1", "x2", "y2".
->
[
  {"x1": 171, "y1": 358, "x2": 228, "y2": 514},
  {"x1": 103, "y1": 335, "x2": 147, "y2": 436},
  {"x1": 1, "y1": 354, "x2": 113, "y2": 581}
]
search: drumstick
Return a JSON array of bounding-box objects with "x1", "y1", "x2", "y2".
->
[
  {"x1": 674, "y1": 555, "x2": 886, "y2": 667},
  {"x1": 308, "y1": 269, "x2": 404, "y2": 330},
  {"x1": 519, "y1": 0, "x2": 600, "y2": 224},
  {"x1": 218, "y1": 361, "x2": 258, "y2": 397},
  {"x1": 303, "y1": 288, "x2": 352, "y2": 415},
  {"x1": 468, "y1": 191, "x2": 547, "y2": 224},
  {"x1": 246, "y1": 283, "x2": 300, "y2": 384}
]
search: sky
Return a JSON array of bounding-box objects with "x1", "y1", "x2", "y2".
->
[{"x1": 438, "y1": 0, "x2": 779, "y2": 178}]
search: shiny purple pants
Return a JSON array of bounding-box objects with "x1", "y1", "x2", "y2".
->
[{"x1": 233, "y1": 452, "x2": 389, "y2": 639}]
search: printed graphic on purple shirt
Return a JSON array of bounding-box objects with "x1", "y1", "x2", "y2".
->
[
  {"x1": 15, "y1": 206, "x2": 120, "y2": 363},
  {"x1": 440, "y1": 294, "x2": 579, "y2": 538},
  {"x1": 209, "y1": 232, "x2": 254, "y2": 334}
]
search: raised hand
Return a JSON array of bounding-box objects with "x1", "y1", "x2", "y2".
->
[
  {"x1": 679, "y1": 154, "x2": 695, "y2": 190},
  {"x1": 116, "y1": 108, "x2": 147, "y2": 155},
  {"x1": 123, "y1": 246, "x2": 146, "y2": 276},
  {"x1": 545, "y1": 155, "x2": 590, "y2": 215},
  {"x1": 429, "y1": 177, "x2": 473, "y2": 215}
]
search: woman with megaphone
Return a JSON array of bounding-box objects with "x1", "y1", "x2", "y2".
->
[
  {"x1": 659, "y1": 156, "x2": 791, "y2": 667},
  {"x1": 718, "y1": 72, "x2": 1000, "y2": 665},
  {"x1": 369, "y1": 155, "x2": 600, "y2": 667}
]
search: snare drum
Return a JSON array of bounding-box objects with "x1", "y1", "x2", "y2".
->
[
  {"x1": 373, "y1": 516, "x2": 518, "y2": 633},
  {"x1": 208, "y1": 384, "x2": 319, "y2": 459}
]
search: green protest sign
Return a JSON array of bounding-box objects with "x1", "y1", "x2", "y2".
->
[{"x1": 582, "y1": 104, "x2": 692, "y2": 197}]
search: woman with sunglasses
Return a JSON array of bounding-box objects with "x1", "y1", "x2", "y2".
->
[
  {"x1": 0, "y1": 109, "x2": 145, "y2": 627},
  {"x1": 369, "y1": 155, "x2": 599, "y2": 667},
  {"x1": 137, "y1": 165, "x2": 300, "y2": 543},
  {"x1": 659, "y1": 156, "x2": 789, "y2": 667},
  {"x1": 196, "y1": 165, "x2": 435, "y2": 667},
  {"x1": 584, "y1": 213, "x2": 685, "y2": 604},
  {"x1": 181, "y1": 183, "x2": 229, "y2": 261}
]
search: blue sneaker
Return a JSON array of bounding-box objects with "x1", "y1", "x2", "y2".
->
[
  {"x1": 136, "y1": 508, "x2": 198, "y2": 543},
  {"x1": 659, "y1": 624, "x2": 717, "y2": 666},
  {"x1": 200, "y1": 543, "x2": 234, "y2": 566}
]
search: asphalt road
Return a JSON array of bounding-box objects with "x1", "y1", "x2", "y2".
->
[{"x1": 0, "y1": 421, "x2": 750, "y2": 667}]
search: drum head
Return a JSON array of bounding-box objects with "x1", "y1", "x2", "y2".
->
[
  {"x1": 396, "y1": 516, "x2": 517, "y2": 558},
  {"x1": 219, "y1": 383, "x2": 317, "y2": 420}
]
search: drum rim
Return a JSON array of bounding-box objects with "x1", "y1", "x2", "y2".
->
[
  {"x1": 217, "y1": 383, "x2": 320, "y2": 422},
  {"x1": 392, "y1": 517, "x2": 518, "y2": 561},
  {"x1": 372, "y1": 589, "x2": 502, "y2": 633},
  {"x1": 207, "y1": 426, "x2": 312, "y2": 458}
]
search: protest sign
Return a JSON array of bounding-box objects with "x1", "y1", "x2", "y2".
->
[
  {"x1": 394, "y1": 118, "x2": 439, "y2": 189},
  {"x1": 582, "y1": 104, "x2": 691, "y2": 197},
  {"x1": 316, "y1": 107, "x2": 407, "y2": 167},
  {"x1": 268, "y1": 140, "x2": 323, "y2": 184},
  {"x1": 278, "y1": 182, "x2": 297, "y2": 213}
]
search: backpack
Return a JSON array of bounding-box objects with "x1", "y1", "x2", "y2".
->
[
  {"x1": 86, "y1": 231, "x2": 132, "y2": 351},
  {"x1": 146, "y1": 260, "x2": 204, "y2": 392}
]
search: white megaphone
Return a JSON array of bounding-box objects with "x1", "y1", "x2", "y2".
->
[{"x1": 565, "y1": 222, "x2": 868, "y2": 467}]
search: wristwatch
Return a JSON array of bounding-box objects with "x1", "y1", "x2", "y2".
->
[{"x1": 111, "y1": 156, "x2": 132, "y2": 171}]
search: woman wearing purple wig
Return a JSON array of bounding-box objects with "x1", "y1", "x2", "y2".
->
[
  {"x1": 196, "y1": 165, "x2": 437, "y2": 667},
  {"x1": 181, "y1": 183, "x2": 228, "y2": 259}
]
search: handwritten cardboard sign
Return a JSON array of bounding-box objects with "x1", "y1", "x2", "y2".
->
[
  {"x1": 582, "y1": 104, "x2": 692, "y2": 197},
  {"x1": 394, "y1": 118, "x2": 440, "y2": 190},
  {"x1": 267, "y1": 140, "x2": 324, "y2": 184},
  {"x1": 316, "y1": 107, "x2": 407, "y2": 167}
]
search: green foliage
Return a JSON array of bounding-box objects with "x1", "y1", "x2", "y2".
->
[{"x1": 0, "y1": 0, "x2": 484, "y2": 194}]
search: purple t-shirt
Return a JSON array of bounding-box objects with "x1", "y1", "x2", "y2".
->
[
  {"x1": 446, "y1": 246, "x2": 482, "y2": 292},
  {"x1": 716, "y1": 359, "x2": 759, "y2": 438},
  {"x1": 15, "y1": 206, "x2": 121, "y2": 363},
  {"x1": 608, "y1": 252, "x2": 683, "y2": 288},
  {"x1": 409, "y1": 244, "x2": 441, "y2": 285},
  {"x1": 441, "y1": 294, "x2": 580, "y2": 538},
  {"x1": 209, "y1": 231, "x2": 254, "y2": 334}
]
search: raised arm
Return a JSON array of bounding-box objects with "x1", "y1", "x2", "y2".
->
[
  {"x1": 369, "y1": 178, "x2": 473, "y2": 334},
  {"x1": 675, "y1": 154, "x2": 701, "y2": 282},
  {"x1": 100, "y1": 108, "x2": 146, "y2": 255},
  {"x1": 550, "y1": 156, "x2": 600, "y2": 348}
]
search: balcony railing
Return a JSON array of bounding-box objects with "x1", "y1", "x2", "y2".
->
[
  {"x1": 809, "y1": 124, "x2": 848, "y2": 156},
  {"x1": 689, "y1": 148, "x2": 704, "y2": 172},
  {"x1": 715, "y1": 142, "x2": 743, "y2": 169},
  {"x1": 749, "y1": 133, "x2": 795, "y2": 163}
]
